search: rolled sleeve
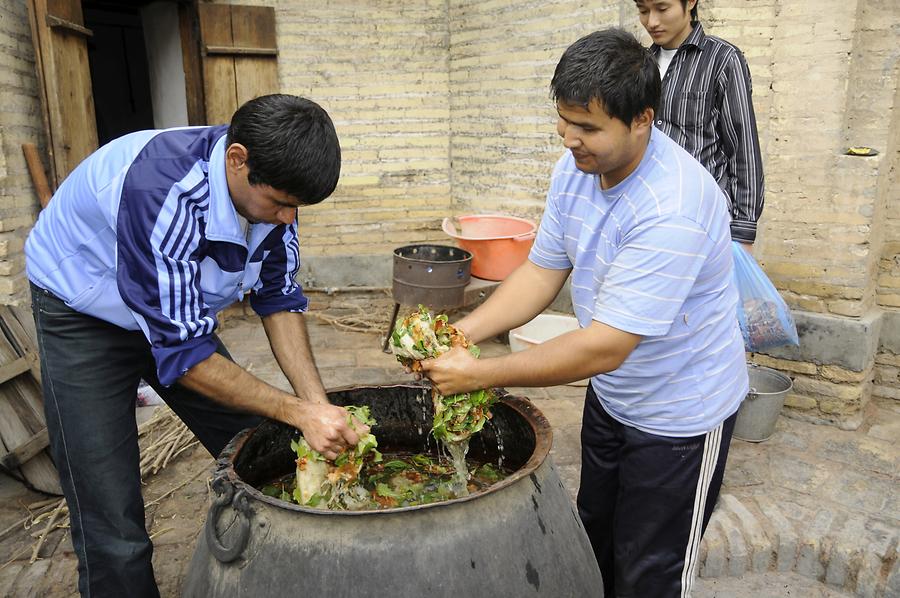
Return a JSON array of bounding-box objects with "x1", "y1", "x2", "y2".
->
[
  {"x1": 250, "y1": 223, "x2": 310, "y2": 316},
  {"x1": 153, "y1": 335, "x2": 218, "y2": 386}
]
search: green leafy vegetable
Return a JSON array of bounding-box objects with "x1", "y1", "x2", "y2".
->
[
  {"x1": 290, "y1": 404, "x2": 382, "y2": 509},
  {"x1": 388, "y1": 305, "x2": 498, "y2": 444}
]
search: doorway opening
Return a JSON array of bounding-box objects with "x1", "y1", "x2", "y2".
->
[{"x1": 83, "y1": 0, "x2": 188, "y2": 146}]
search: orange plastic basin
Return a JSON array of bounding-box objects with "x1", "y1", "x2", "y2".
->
[{"x1": 442, "y1": 215, "x2": 536, "y2": 281}]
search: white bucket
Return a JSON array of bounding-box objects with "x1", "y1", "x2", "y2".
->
[
  {"x1": 509, "y1": 314, "x2": 587, "y2": 386},
  {"x1": 733, "y1": 365, "x2": 793, "y2": 442}
]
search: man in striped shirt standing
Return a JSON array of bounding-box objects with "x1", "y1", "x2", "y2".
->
[
  {"x1": 25, "y1": 95, "x2": 365, "y2": 597},
  {"x1": 635, "y1": 0, "x2": 765, "y2": 252},
  {"x1": 421, "y1": 29, "x2": 748, "y2": 597}
]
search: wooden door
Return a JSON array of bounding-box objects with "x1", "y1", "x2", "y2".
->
[
  {"x1": 198, "y1": 4, "x2": 279, "y2": 125},
  {"x1": 27, "y1": 0, "x2": 99, "y2": 187}
]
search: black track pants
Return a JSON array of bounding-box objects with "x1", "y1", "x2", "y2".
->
[{"x1": 577, "y1": 385, "x2": 737, "y2": 598}]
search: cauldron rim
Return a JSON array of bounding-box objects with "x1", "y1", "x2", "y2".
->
[
  {"x1": 393, "y1": 244, "x2": 472, "y2": 264},
  {"x1": 215, "y1": 384, "x2": 552, "y2": 516}
]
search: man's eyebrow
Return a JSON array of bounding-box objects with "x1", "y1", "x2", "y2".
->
[
  {"x1": 557, "y1": 110, "x2": 594, "y2": 127},
  {"x1": 273, "y1": 198, "x2": 299, "y2": 209}
]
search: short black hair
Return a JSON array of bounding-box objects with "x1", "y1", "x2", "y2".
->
[
  {"x1": 227, "y1": 94, "x2": 341, "y2": 205},
  {"x1": 550, "y1": 28, "x2": 660, "y2": 126},
  {"x1": 634, "y1": 0, "x2": 698, "y2": 22},
  {"x1": 686, "y1": 0, "x2": 698, "y2": 22}
]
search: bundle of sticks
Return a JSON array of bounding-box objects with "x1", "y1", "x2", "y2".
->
[
  {"x1": 307, "y1": 298, "x2": 394, "y2": 334},
  {"x1": 0, "y1": 406, "x2": 199, "y2": 566}
]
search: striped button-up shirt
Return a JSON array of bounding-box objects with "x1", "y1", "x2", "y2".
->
[{"x1": 652, "y1": 23, "x2": 764, "y2": 244}]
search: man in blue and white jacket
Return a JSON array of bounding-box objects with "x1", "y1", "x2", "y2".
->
[
  {"x1": 421, "y1": 30, "x2": 748, "y2": 597},
  {"x1": 26, "y1": 94, "x2": 364, "y2": 597}
]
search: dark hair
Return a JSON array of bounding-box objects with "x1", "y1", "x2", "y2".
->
[
  {"x1": 227, "y1": 94, "x2": 341, "y2": 205},
  {"x1": 550, "y1": 28, "x2": 660, "y2": 126},
  {"x1": 687, "y1": 0, "x2": 698, "y2": 22},
  {"x1": 634, "y1": 0, "x2": 698, "y2": 22}
]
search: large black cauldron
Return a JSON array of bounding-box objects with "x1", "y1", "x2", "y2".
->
[{"x1": 183, "y1": 384, "x2": 603, "y2": 597}]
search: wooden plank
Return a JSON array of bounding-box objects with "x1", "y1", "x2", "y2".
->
[
  {"x1": 0, "y1": 365, "x2": 59, "y2": 495},
  {"x1": 0, "y1": 398, "x2": 58, "y2": 495},
  {"x1": 0, "y1": 357, "x2": 30, "y2": 386},
  {"x1": 0, "y1": 306, "x2": 43, "y2": 397},
  {"x1": 235, "y1": 56, "x2": 279, "y2": 107},
  {"x1": 1, "y1": 305, "x2": 38, "y2": 352},
  {"x1": 231, "y1": 5, "x2": 279, "y2": 106},
  {"x1": 0, "y1": 332, "x2": 42, "y2": 436},
  {"x1": 0, "y1": 306, "x2": 59, "y2": 494},
  {"x1": 26, "y1": 0, "x2": 57, "y2": 186},
  {"x1": 199, "y1": 3, "x2": 238, "y2": 125},
  {"x1": 0, "y1": 306, "x2": 42, "y2": 385},
  {"x1": 0, "y1": 429, "x2": 49, "y2": 471},
  {"x1": 205, "y1": 45, "x2": 277, "y2": 57},
  {"x1": 179, "y1": 1, "x2": 206, "y2": 125},
  {"x1": 46, "y1": 0, "x2": 79, "y2": 21},
  {"x1": 46, "y1": 14, "x2": 92, "y2": 37},
  {"x1": 22, "y1": 143, "x2": 53, "y2": 208},
  {"x1": 32, "y1": 0, "x2": 98, "y2": 186},
  {"x1": 48, "y1": 15, "x2": 97, "y2": 180}
]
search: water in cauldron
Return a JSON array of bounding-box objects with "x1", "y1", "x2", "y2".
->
[
  {"x1": 234, "y1": 384, "x2": 533, "y2": 509},
  {"x1": 259, "y1": 449, "x2": 509, "y2": 509}
]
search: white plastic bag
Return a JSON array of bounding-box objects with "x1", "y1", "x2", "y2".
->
[{"x1": 732, "y1": 242, "x2": 799, "y2": 352}]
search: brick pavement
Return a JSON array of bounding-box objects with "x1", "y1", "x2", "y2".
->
[{"x1": 0, "y1": 305, "x2": 897, "y2": 597}]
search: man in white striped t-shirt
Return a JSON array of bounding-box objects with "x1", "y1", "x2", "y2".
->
[{"x1": 421, "y1": 28, "x2": 748, "y2": 597}]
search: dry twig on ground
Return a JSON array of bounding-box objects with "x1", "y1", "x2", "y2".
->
[
  {"x1": 307, "y1": 297, "x2": 394, "y2": 334},
  {"x1": 5, "y1": 406, "x2": 198, "y2": 567}
]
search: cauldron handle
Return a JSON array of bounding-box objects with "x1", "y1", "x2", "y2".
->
[{"x1": 205, "y1": 477, "x2": 252, "y2": 563}]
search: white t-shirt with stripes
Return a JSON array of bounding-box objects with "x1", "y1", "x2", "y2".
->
[{"x1": 529, "y1": 127, "x2": 748, "y2": 437}]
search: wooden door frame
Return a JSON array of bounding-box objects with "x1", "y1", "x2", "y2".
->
[
  {"x1": 177, "y1": 0, "x2": 207, "y2": 125},
  {"x1": 25, "y1": 0, "x2": 208, "y2": 189}
]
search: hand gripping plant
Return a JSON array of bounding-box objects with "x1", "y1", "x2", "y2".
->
[
  {"x1": 290, "y1": 405, "x2": 381, "y2": 509},
  {"x1": 389, "y1": 305, "x2": 497, "y2": 444}
]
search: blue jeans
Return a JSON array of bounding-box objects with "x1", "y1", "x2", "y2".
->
[{"x1": 31, "y1": 283, "x2": 261, "y2": 597}]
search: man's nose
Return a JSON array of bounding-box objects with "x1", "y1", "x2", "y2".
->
[
  {"x1": 278, "y1": 207, "x2": 297, "y2": 225},
  {"x1": 648, "y1": 11, "x2": 660, "y2": 28},
  {"x1": 562, "y1": 125, "x2": 581, "y2": 149}
]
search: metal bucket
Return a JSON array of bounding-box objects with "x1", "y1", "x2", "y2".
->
[
  {"x1": 183, "y1": 384, "x2": 603, "y2": 597},
  {"x1": 733, "y1": 365, "x2": 793, "y2": 442},
  {"x1": 392, "y1": 244, "x2": 472, "y2": 309}
]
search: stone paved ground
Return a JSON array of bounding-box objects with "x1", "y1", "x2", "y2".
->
[{"x1": 0, "y1": 297, "x2": 897, "y2": 596}]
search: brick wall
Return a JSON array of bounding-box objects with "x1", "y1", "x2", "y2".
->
[
  {"x1": 447, "y1": 1, "x2": 625, "y2": 219},
  {"x1": 873, "y1": 5, "x2": 900, "y2": 404},
  {"x1": 272, "y1": 0, "x2": 453, "y2": 258},
  {"x1": 0, "y1": 2, "x2": 45, "y2": 304}
]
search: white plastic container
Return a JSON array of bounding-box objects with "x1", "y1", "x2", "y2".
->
[{"x1": 509, "y1": 314, "x2": 587, "y2": 386}]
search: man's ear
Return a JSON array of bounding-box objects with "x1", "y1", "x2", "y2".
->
[
  {"x1": 632, "y1": 107, "x2": 654, "y2": 133},
  {"x1": 225, "y1": 143, "x2": 249, "y2": 171}
]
